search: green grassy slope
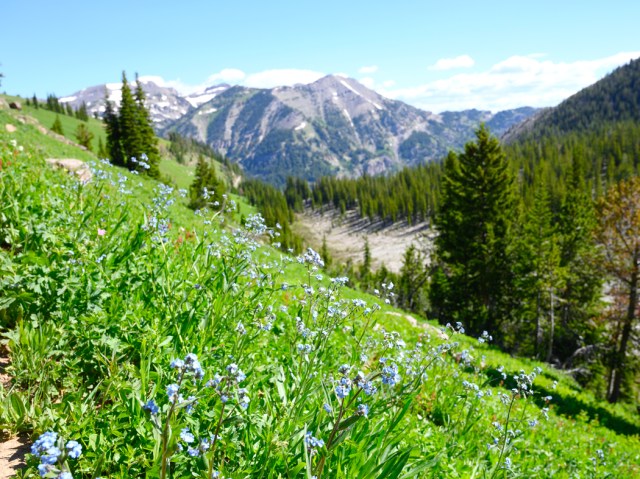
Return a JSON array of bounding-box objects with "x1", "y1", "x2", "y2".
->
[{"x1": 0, "y1": 104, "x2": 639, "y2": 478}]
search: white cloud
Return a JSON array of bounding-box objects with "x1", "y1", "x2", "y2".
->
[
  {"x1": 243, "y1": 69, "x2": 324, "y2": 88},
  {"x1": 358, "y1": 65, "x2": 378, "y2": 74},
  {"x1": 429, "y1": 55, "x2": 475, "y2": 71},
  {"x1": 206, "y1": 68, "x2": 246, "y2": 84},
  {"x1": 384, "y1": 51, "x2": 640, "y2": 112},
  {"x1": 359, "y1": 77, "x2": 375, "y2": 89}
]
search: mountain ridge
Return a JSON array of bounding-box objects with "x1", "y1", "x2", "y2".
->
[{"x1": 60, "y1": 75, "x2": 537, "y2": 185}]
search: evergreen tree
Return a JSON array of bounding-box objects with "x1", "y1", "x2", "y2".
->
[
  {"x1": 189, "y1": 156, "x2": 226, "y2": 211},
  {"x1": 555, "y1": 154, "x2": 601, "y2": 362},
  {"x1": 134, "y1": 75, "x2": 160, "y2": 178},
  {"x1": 75, "y1": 123, "x2": 94, "y2": 151},
  {"x1": 321, "y1": 235, "x2": 332, "y2": 269},
  {"x1": 66, "y1": 103, "x2": 74, "y2": 116},
  {"x1": 431, "y1": 125, "x2": 517, "y2": 336},
  {"x1": 77, "y1": 101, "x2": 89, "y2": 121},
  {"x1": 97, "y1": 137, "x2": 108, "y2": 160},
  {"x1": 32, "y1": 94, "x2": 38, "y2": 109},
  {"x1": 359, "y1": 237, "x2": 372, "y2": 287},
  {"x1": 51, "y1": 115, "x2": 64, "y2": 135},
  {"x1": 118, "y1": 71, "x2": 142, "y2": 170},
  {"x1": 104, "y1": 90, "x2": 124, "y2": 166},
  {"x1": 398, "y1": 243, "x2": 429, "y2": 314},
  {"x1": 514, "y1": 183, "x2": 565, "y2": 358}
]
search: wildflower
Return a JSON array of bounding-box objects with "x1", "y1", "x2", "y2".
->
[
  {"x1": 381, "y1": 364, "x2": 401, "y2": 386},
  {"x1": 237, "y1": 388, "x2": 250, "y2": 410},
  {"x1": 180, "y1": 428, "x2": 195, "y2": 444},
  {"x1": 65, "y1": 440, "x2": 82, "y2": 459},
  {"x1": 323, "y1": 403, "x2": 332, "y2": 413},
  {"x1": 97, "y1": 228, "x2": 106, "y2": 236},
  {"x1": 170, "y1": 359, "x2": 185, "y2": 370},
  {"x1": 335, "y1": 380, "x2": 352, "y2": 399},
  {"x1": 143, "y1": 399, "x2": 159, "y2": 415},
  {"x1": 357, "y1": 404, "x2": 369, "y2": 417},
  {"x1": 167, "y1": 383, "x2": 180, "y2": 402},
  {"x1": 304, "y1": 432, "x2": 325, "y2": 456}
]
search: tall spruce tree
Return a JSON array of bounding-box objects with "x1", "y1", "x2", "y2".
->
[
  {"x1": 189, "y1": 155, "x2": 226, "y2": 210},
  {"x1": 134, "y1": 75, "x2": 160, "y2": 178},
  {"x1": 555, "y1": 154, "x2": 601, "y2": 361},
  {"x1": 514, "y1": 183, "x2": 565, "y2": 358},
  {"x1": 104, "y1": 90, "x2": 124, "y2": 166},
  {"x1": 431, "y1": 125, "x2": 516, "y2": 336},
  {"x1": 118, "y1": 71, "x2": 142, "y2": 170},
  {"x1": 51, "y1": 115, "x2": 64, "y2": 135}
]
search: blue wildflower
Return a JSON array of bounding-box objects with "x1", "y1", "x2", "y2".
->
[
  {"x1": 143, "y1": 399, "x2": 159, "y2": 415},
  {"x1": 66, "y1": 440, "x2": 82, "y2": 459},
  {"x1": 180, "y1": 428, "x2": 195, "y2": 444}
]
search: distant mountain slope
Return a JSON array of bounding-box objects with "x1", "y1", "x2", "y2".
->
[
  {"x1": 504, "y1": 57, "x2": 640, "y2": 142},
  {"x1": 166, "y1": 75, "x2": 535, "y2": 185},
  {"x1": 60, "y1": 81, "x2": 231, "y2": 130}
]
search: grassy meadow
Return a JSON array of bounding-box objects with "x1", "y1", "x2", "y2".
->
[{"x1": 1, "y1": 102, "x2": 639, "y2": 478}]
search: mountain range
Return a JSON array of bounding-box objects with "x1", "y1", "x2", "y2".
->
[{"x1": 60, "y1": 75, "x2": 536, "y2": 185}]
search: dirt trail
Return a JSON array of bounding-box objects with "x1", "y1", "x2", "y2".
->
[
  {"x1": 0, "y1": 351, "x2": 28, "y2": 478},
  {"x1": 295, "y1": 208, "x2": 434, "y2": 273}
]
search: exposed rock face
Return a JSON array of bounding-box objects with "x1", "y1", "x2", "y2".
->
[
  {"x1": 60, "y1": 80, "x2": 196, "y2": 131},
  {"x1": 45, "y1": 158, "x2": 92, "y2": 183},
  {"x1": 8, "y1": 101, "x2": 21, "y2": 110},
  {"x1": 5, "y1": 124, "x2": 16, "y2": 133},
  {"x1": 167, "y1": 75, "x2": 536, "y2": 185}
]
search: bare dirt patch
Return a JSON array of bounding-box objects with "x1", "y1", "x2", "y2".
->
[
  {"x1": 0, "y1": 348, "x2": 28, "y2": 478},
  {"x1": 0, "y1": 434, "x2": 28, "y2": 478},
  {"x1": 295, "y1": 208, "x2": 434, "y2": 273}
]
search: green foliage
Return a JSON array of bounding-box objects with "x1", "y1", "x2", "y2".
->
[
  {"x1": 431, "y1": 125, "x2": 517, "y2": 336},
  {"x1": 1, "y1": 113, "x2": 640, "y2": 478},
  {"x1": 188, "y1": 155, "x2": 226, "y2": 211},
  {"x1": 74, "y1": 123, "x2": 94, "y2": 151},
  {"x1": 104, "y1": 72, "x2": 160, "y2": 178},
  {"x1": 50, "y1": 115, "x2": 64, "y2": 135}
]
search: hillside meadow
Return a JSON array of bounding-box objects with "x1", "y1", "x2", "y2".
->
[{"x1": 0, "y1": 103, "x2": 639, "y2": 478}]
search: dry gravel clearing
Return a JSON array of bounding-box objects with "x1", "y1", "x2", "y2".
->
[{"x1": 295, "y1": 208, "x2": 434, "y2": 273}]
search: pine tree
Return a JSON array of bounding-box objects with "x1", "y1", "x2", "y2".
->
[
  {"x1": 359, "y1": 237, "x2": 372, "y2": 287},
  {"x1": 32, "y1": 94, "x2": 38, "y2": 109},
  {"x1": 321, "y1": 235, "x2": 332, "y2": 269},
  {"x1": 134, "y1": 75, "x2": 160, "y2": 178},
  {"x1": 104, "y1": 89, "x2": 124, "y2": 166},
  {"x1": 75, "y1": 123, "x2": 94, "y2": 151},
  {"x1": 431, "y1": 125, "x2": 517, "y2": 336},
  {"x1": 189, "y1": 156, "x2": 226, "y2": 210},
  {"x1": 555, "y1": 153, "x2": 601, "y2": 361},
  {"x1": 398, "y1": 243, "x2": 429, "y2": 313},
  {"x1": 97, "y1": 137, "x2": 108, "y2": 159},
  {"x1": 514, "y1": 183, "x2": 564, "y2": 358},
  {"x1": 118, "y1": 71, "x2": 142, "y2": 170},
  {"x1": 66, "y1": 103, "x2": 74, "y2": 116},
  {"x1": 51, "y1": 115, "x2": 64, "y2": 135},
  {"x1": 77, "y1": 101, "x2": 89, "y2": 121}
]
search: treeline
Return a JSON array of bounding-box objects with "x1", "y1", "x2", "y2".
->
[
  {"x1": 104, "y1": 72, "x2": 160, "y2": 178},
  {"x1": 285, "y1": 162, "x2": 443, "y2": 224},
  {"x1": 26, "y1": 94, "x2": 90, "y2": 121},
  {"x1": 293, "y1": 121, "x2": 640, "y2": 225}
]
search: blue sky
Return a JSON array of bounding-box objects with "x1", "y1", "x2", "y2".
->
[{"x1": 2, "y1": 0, "x2": 639, "y2": 112}]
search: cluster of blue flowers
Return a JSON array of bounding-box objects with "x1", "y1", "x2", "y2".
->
[
  {"x1": 304, "y1": 432, "x2": 325, "y2": 456},
  {"x1": 31, "y1": 431, "x2": 81, "y2": 478}
]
